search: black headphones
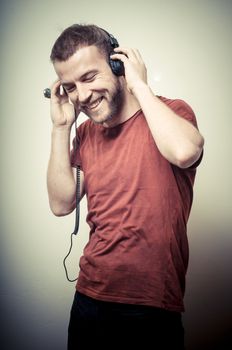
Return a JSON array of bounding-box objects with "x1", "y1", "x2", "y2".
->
[{"x1": 101, "y1": 28, "x2": 125, "y2": 76}]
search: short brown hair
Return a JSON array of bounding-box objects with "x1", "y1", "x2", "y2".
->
[{"x1": 50, "y1": 24, "x2": 112, "y2": 62}]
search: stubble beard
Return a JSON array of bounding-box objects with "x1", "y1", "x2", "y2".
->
[{"x1": 88, "y1": 79, "x2": 125, "y2": 126}]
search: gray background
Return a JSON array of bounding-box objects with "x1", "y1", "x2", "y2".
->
[{"x1": 0, "y1": 0, "x2": 231, "y2": 349}]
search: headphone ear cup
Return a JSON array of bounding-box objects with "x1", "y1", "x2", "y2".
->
[{"x1": 109, "y1": 58, "x2": 125, "y2": 76}]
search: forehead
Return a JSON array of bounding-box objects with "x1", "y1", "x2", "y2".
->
[{"x1": 54, "y1": 45, "x2": 107, "y2": 80}]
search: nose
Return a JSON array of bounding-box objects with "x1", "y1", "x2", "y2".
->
[{"x1": 76, "y1": 83, "x2": 92, "y2": 105}]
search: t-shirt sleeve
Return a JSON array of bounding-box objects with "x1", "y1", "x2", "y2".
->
[
  {"x1": 164, "y1": 97, "x2": 203, "y2": 169},
  {"x1": 169, "y1": 98, "x2": 198, "y2": 128}
]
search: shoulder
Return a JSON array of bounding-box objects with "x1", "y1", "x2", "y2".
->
[{"x1": 157, "y1": 95, "x2": 197, "y2": 126}]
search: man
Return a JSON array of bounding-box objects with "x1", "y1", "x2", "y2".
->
[{"x1": 47, "y1": 24, "x2": 204, "y2": 349}]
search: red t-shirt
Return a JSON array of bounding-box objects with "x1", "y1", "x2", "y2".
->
[{"x1": 71, "y1": 96, "x2": 202, "y2": 312}]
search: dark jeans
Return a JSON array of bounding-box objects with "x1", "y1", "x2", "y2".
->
[{"x1": 68, "y1": 291, "x2": 185, "y2": 349}]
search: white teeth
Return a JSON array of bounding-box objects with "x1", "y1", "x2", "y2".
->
[{"x1": 87, "y1": 98, "x2": 102, "y2": 110}]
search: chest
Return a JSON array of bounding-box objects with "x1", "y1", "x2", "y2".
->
[{"x1": 80, "y1": 115, "x2": 169, "y2": 195}]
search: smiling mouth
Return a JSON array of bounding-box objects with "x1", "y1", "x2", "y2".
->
[{"x1": 86, "y1": 97, "x2": 103, "y2": 110}]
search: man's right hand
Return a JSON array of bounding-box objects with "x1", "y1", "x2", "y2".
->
[{"x1": 50, "y1": 80, "x2": 79, "y2": 128}]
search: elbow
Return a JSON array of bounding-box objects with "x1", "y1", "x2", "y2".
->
[
  {"x1": 175, "y1": 136, "x2": 204, "y2": 169},
  {"x1": 51, "y1": 209, "x2": 70, "y2": 217},
  {"x1": 176, "y1": 151, "x2": 200, "y2": 169},
  {"x1": 49, "y1": 200, "x2": 75, "y2": 217}
]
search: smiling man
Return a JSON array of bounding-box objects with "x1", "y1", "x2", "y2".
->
[
  {"x1": 47, "y1": 24, "x2": 204, "y2": 349},
  {"x1": 53, "y1": 45, "x2": 126, "y2": 126}
]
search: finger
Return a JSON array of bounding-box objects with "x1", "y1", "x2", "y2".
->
[
  {"x1": 51, "y1": 80, "x2": 61, "y2": 96},
  {"x1": 113, "y1": 47, "x2": 142, "y2": 61},
  {"x1": 113, "y1": 47, "x2": 136, "y2": 60},
  {"x1": 110, "y1": 53, "x2": 128, "y2": 63},
  {"x1": 132, "y1": 49, "x2": 143, "y2": 62},
  {"x1": 51, "y1": 80, "x2": 68, "y2": 101}
]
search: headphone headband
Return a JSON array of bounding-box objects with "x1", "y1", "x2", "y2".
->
[{"x1": 100, "y1": 28, "x2": 119, "y2": 48}]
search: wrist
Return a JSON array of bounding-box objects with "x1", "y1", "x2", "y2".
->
[
  {"x1": 131, "y1": 81, "x2": 150, "y2": 97},
  {"x1": 52, "y1": 123, "x2": 73, "y2": 132}
]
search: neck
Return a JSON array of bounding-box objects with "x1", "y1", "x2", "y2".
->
[{"x1": 103, "y1": 82, "x2": 141, "y2": 128}]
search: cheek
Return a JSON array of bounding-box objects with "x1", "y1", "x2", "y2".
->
[
  {"x1": 96, "y1": 70, "x2": 117, "y2": 86},
  {"x1": 90, "y1": 74, "x2": 120, "y2": 96},
  {"x1": 68, "y1": 93, "x2": 77, "y2": 105}
]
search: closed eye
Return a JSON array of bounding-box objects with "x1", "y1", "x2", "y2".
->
[
  {"x1": 62, "y1": 84, "x2": 76, "y2": 93},
  {"x1": 80, "y1": 69, "x2": 99, "y2": 82},
  {"x1": 81, "y1": 73, "x2": 97, "y2": 83}
]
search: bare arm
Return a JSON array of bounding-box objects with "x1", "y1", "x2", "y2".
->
[
  {"x1": 131, "y1": 83, "x2": 204, "y2": 168},
  {"x1": 111, "y1": 48, "x2": 204, "y2": 168},
  {"x1": 47, "y1": 80, "x2": 85, "y2": 216}
]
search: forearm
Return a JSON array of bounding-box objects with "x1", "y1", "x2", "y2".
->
[
  {"x1": 47, "y1": 125, "x2": 76, "y2": 216},
  {"x1": 133, "y1": 83, "x2": 204, "y2": 168}
]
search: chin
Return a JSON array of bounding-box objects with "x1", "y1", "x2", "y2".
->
[{"x1": 89, "y1": 111, "x2": 114, "y2": 125}]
